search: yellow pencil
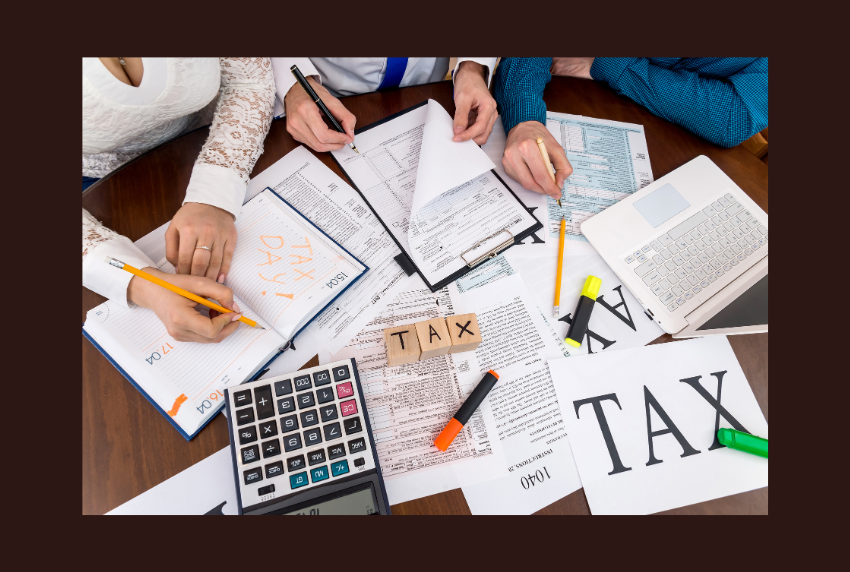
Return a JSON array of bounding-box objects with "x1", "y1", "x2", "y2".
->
[
  {"x1": 106, "y1": 257, "x2": 265, "y2": 330},
  {"x1": 536, "y1": 137, "x2": 562, "y2": 208},
  {"x1": 554, "y1": 218, "x2": 566, "y2": 318}
]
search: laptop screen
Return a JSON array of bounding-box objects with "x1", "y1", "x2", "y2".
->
[{"x1": 697, "y1": 275, "x2": 768, "y2": 331}]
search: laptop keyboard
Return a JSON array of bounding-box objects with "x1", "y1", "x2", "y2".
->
[{"x1": 624, "y1": 192, "x2": 768, "y2": 313}]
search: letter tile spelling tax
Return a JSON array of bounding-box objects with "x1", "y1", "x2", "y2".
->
[
  {"x1": 383, "y1": 325, "x2": 421, "y2": 366},
  {"x1": 446, "y1": 313, "x2": 482, "y2": 354},
  {"x1": 415, "y1": 318, "x2": 453, "y2": 360}
]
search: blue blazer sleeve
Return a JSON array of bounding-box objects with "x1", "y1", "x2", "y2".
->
[
  {"x1": 590, "y1": 57, "x2": 768, "y2": 148},
  {"x1": 494, "y1": 57, "x2": 553, "y2": 135}
]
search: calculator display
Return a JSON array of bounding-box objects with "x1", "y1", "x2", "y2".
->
[{"x1": 282, "y1": 486, "x2": 377, "y2": 515}]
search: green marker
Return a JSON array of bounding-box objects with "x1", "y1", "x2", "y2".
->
[{"x1": 717, "y1": 429, "x2": 768, "y2": 458}]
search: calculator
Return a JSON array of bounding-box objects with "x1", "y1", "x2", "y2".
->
[{"x1": 224, "y1": 358, "x2": 390, "y2": 515}]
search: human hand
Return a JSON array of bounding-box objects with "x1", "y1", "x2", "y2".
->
[
  {"x1": 452, "y1": 61, "x2": 498, "y2": 145},
  {"x1": 166, "y1": 202, "x2": 237, "y2": 282},
  {"x1": 284, "y1": 76, "x2": 356, "y2": 152},
  {"x1": 551, "y1": 57, "x2": 596, "y2": 79},
  {"x1": 502, "y1": 121, "x2": 573, "y2": 199},
  {"x1": 127, "y1": 268, "x2": 243, "y2": 343}
]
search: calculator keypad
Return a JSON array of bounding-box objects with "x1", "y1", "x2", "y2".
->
[{"x1": 229, "y1": 359, "x2": 375, "y2": 505}]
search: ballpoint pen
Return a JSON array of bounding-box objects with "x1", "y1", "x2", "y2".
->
[{"x1": 290, "y1": 65, "x2": 360, "y2": 154}]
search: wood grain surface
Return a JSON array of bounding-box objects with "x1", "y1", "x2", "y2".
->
[{"x1": 82, "y1": 77, "x2": 768, "y2": 515}]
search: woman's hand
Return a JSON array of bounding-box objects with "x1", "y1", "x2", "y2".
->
[
  {"x1": 128, "y1": 268, "x2": 242, "y2": 343},
  {"x1": 284, "y1": 76, "x2": 356, "y2": 152},
  {"x1": 166, "y1": 202, "x2": 237, "y2": 282}
]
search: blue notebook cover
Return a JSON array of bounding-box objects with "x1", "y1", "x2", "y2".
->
[{"x1": 82, "y1": 188, "x2": 369, "y2": 441}]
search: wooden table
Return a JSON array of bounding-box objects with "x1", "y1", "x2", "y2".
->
[{"x1": 82, "y1": 77, "x2": 768, "y2": 515}]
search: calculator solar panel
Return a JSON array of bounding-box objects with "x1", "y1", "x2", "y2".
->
[{"x1": 225, "y1": 358, "x2": 390, "y2": 515}]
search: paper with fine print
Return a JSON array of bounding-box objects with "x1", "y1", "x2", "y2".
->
[
  {"x1": 549, "y1": 336, "x2": 768, "y2": 515},
  {"x1": 332, "y1": 100, "x2": 538, "y2": 285},
  {"x1": 108, "y1": 447, "x2": 237, "y2": 515},
  {"x1": 318, "y1": 279, "x2": 509, "y2": 506}
]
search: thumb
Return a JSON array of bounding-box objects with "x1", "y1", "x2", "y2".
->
[
  {"x1": 453, "y1": 97, "x2": 470, "y2": 142},
  {"x1": 210, "y1": 308, "x2": 243, "y2": 333}
]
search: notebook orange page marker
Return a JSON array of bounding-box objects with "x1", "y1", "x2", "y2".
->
[{"x1": 106, "y1": 257, "x2": 264, "y2": 330}]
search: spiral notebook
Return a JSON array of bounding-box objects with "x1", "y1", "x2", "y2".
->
[
  {"x1": 83, "y1": 189, "x2": 367, "y2": 440},
  {"x1": 330, "y1": 99, "x2": 542, "y2": 291}
]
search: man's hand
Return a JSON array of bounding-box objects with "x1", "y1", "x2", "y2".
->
[
  {"x1": 166, "y1": 202, "x2": 237, "y2": 282},
  {"x1": 128, "y1": 268, "x2": 242, "y2": 343},
  {"x1": 284, "y1": 77, "x2": 356, "y2": 152},
  {"x1": 551, "y1": 57, "x2": 596, "y2": 79},
  {"x1": 502, "y1": 121, "x2": 573, "y2": 199},
  {"x1": 452, "y1": 61, "x2": 498, "y2": 145}
]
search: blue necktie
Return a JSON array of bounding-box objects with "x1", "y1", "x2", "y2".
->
[{"x1": 377, "y1": 58, "x2": 409, "y2": 91}]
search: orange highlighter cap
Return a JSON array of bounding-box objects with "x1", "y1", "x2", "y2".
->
[{"x1": 434, "y1": 418, "x2": 464, "y2": 451}]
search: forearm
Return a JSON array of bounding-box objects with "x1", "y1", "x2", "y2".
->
[
  {"x1": 186, "y1": 58, "x2": 277, "y2": 218},
  {"x1": 83, "y1": 209, "x2": 157, "y2": 306},
  {"x1": 494, "y1": 57, "x2": 553, "y2": 134},
  {"x1": 591, "y1": 58, "x2": 768, "y2": 147}
]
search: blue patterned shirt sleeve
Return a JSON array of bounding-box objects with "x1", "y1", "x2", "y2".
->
[
  {"x1": 590, "y1": 57, "x2": 768, "y2": 147},
  {"x1": 495, "y1": 57, "x2": 768, "y2": 148},
  {"x1": 494, "y1": 57, "x2": 553, "y2": 135}
]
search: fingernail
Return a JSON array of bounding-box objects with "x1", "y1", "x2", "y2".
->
[
  {"x1": 455, "y1": 126, "x2": 463, "y2": 133},
  {"x1": 232, "y1": 301, "x2": 241, "y2": 313},
  {"x1": 453, "y1": 136, "x2": 461, "y2": 142},
  {"x1": 231, "y1": 313, "x2": 242, "y2": 322},
  {"x1": 218, "y1": 273, "x2": 225, "y2": 283}
]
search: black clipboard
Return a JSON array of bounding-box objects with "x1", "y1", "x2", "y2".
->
[{"x1": 329, "y1": 100, "x2": 543, "y2": 292}]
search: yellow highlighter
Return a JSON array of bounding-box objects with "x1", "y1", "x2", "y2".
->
[{"x1": 564, "y1": 276, "x2": 602, "y2": 348}]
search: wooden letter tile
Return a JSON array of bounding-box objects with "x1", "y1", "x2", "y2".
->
[
  {"x1": 447, "y1": 313, "x2": 482, "y2": 353},
  {"x1": 383, "y1": 325, "x2": 421, "y2": 366},
  {"x1": 415, "y1": 318, "x2": 452, "y2": 361}
]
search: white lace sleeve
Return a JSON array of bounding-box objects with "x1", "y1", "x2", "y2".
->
[
  {"x1": 183, "y1": 57, "x2": 276, "y2": 218},
  {"x1": 83, "y1": 208, "x2": 157, "y2": 307}
]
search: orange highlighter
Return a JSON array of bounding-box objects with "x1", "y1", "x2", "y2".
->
[{"x1": 434, "y1": 370, "x2": 499, "y2": 451}]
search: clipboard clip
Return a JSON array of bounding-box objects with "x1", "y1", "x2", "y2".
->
[{"x1": 460, "y1": 229, "x2": 514, "y2": 268}]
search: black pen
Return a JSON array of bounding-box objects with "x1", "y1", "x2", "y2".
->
[{"x1": 290, "y1": 65, "x2": 359, "y2": 154}]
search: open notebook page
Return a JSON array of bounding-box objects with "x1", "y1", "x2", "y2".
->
[
  {"x1": 333, "y1": 100, "x2": 537, "y2": 285},
  {"x1": 83, "y1": 259, "x2": 286, "y2": 438},
  {"x1": 225, "y1": 190, "x2": 363, "y2": 340}
]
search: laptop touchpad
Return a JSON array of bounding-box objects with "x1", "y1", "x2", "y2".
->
[{"x1": 633, "y1": 183, "x2": 691, "y2": 228}]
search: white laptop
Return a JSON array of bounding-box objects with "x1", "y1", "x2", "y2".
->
[{"x1": 582, "y1": 155, "x2": 767, "y2": 338}]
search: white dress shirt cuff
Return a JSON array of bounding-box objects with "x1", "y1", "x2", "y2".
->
[
  {"x1": 83, "y1": 238, "x2": 157, "y2": 308},
  {"x1": 183, "y1": 163, "x2": 246, "y2": 219},
  {"x1": 271, "y1": 58, "x2": 322, "y2": 117},
  {"x1": 455, "y1": 58, "x2": 498, "y2": 88}
]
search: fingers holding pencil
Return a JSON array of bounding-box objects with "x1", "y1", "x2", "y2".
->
[{"x1": 119, "y1": 260, "x2": 261, "y2": 344}]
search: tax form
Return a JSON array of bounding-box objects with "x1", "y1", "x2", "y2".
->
[
  {"x1": 545, "y1": 112, "x2": 654, "y2": 248},
  {"x1": 332, "y1": 100, "x2": 540, "y2": 288},
  {"x1": 247, "y1": 146, "x2": 414, "y2": 355},
  {"x1": 319, "y1": 283, "x2": 507, "y2": 504}
]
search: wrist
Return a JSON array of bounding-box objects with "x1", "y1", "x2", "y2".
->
[
  {"x1": 456, "y1": 61, "x2": 486, "y2": 83},
  {"x1": 127, "y1": 268, "x2": 161, "y2": 308}
]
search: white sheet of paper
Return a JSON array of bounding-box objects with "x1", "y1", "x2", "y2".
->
[
  {"x1": 332, "y1": 100, "x2": 537, "y2": 285},
  {"x1": 550, "y1": 336, "x2": 768, "y2": 515},
  {"x1": 319, "y1": 283, "x2": 508, "y2": 505},
  {"x1": 246, "y1": 146, "x2": 414, "y2": 355},
  {"x1": 504, "y1": 250, "x2": 665, "y2": 354},
  {"x1": 480, "y1": 116, "x2": 549, "y2": 251},
  {"x1": 108, "y1": 447, "x2": 237, "y2": 515},
  {"x1": 451, "y1": 274, "x2": 581, "y2": 514}
]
